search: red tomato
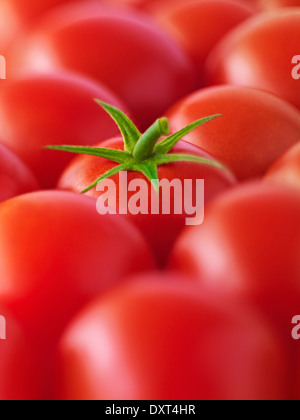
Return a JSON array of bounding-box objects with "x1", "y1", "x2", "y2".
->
[
  {"x1": 3, "y1": 0, "x2": 72, "y2": 21},
  {"x1": 0, "y1": 190, "x2": 155, "y2": 396},
  {"x1": 0, "y1": 143, "x2": 38, "y2": 202},
  {"x1": 0, "y1": 308, "x2": 39, "y2": 400},
  {"x1": 102, "y1": 0, "x2": 185, "y2": 12},
  {"x1": 58, "y1": 138, "x2": 236, "y2": 266},
  {"x1": 0, "y1": 72, "x2": 129, "y2": 188},
  {"x1": 103, "y1": 0, "x2": 258, "y2": 12},
  {"x1": 153, "y1": 0, "x2": 254, "y2": 82},
  {"x1": 169, "y1": 182, "x2": 300, "y2": 384},
  {"x1": 265, "y1": 142, "x2": 300, "y2": 191},
  {"x1": 10, "y1": 2, "x2": 197, "y2": 129},
  {"x1": 259, "y1": 0, "x2": 300, "y2": 8},
  {"x1": 167, "y1": 86, "x2": 300, "y2": 180},
  {"x1": 206, "y1": 9, "x2": 300, "y2": 110},
  {"x1": 57, "y1": 275, "x2": 287, "y2": 400},
  {"x1": 169, "y1": 182, "x2": 300, "y2": 400},
  {"x1": 0, "y1": 0, "x2": 71, "y2": 51}
]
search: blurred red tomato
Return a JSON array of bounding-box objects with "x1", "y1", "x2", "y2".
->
[
  {"x1": 0, "y1": 143, "x2": 38, "y2": 202},
  {"x1": 167, "y1": 86, "x2": 300, "y2": 180},
  {"x1": 206, "y1": 9, "x2": 300, "y2": 110},
  {"x1": 10, "y1": 2, "x2": 197, "y2": 129},
  {"x1": 0, "y1": 308, "x2": 40, "y2": 400},
  {"x1": 4, "y1": 0, "x2": 73, "y2": 21},
  {"x1": 170, "y1": 183, "x2": 300, "y2": 338},
  {"x1": 170, "y1": 183, "x2": 300, "y2": 397},
  {"x1": 57, "y1": 275, "x2": 287, "y2": 400},
  {"x1": 0, "y1": 191, "x2": 154, "y2": 350},
  {"x1": 0, "y1": 72, "x2": 129, "y2": 188},
  {"x1": 259, "y1": 0, "x2": 300, "y2": 8},
  {"x1": 0, "y1": 0, "x2": 72, "y2": 51},
  {"x1": 58, "y1": 138, "x2": 236, "y2": 266},
  {"x1": 265, "y1": 142, "x2": 300, "y2": 191},
  {"x1": 153, "y1": 0, "x2": 254, "y2": 82},
  {"x1": 103, "y1": 0, "x2": 258, "y2": 12}
]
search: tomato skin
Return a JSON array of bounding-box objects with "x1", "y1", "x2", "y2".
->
[
  {"x1": 103, "y1": 0, "x2": 258, "y2": 12},
  {"x1": 0, "y1": 308, "x2": 40, "y2": 400},
  {"x1": 0, "y1": 191, "x2": 155, "y2": 352},
  {"x1": 0, "y1": 143, "x2": 38, "y2": 202},
  {"x1": 0, "y1": 0, "x2": 71, "y2": 51},
  {"x1": 57, "y1": 275, "x2": 287, "y2": 400},
  {"x1": 259, "y1": 0, "x2": 300, "y2": 9},
  {"x1": 206, "y1": 10, "x2": 300, "y2": 111},
  {"x1": 153, "y1": 0, "x2": 254, "y2": 81},
  {"x1": 265, "y1": 142, "x2": 300, "y2": 191},
  {"x1": 10, "y1": 3, "x2": 197, "y2": 129},
  {"x1": 169, "y1": 182, "x2": 300, "y2": 397},
  {"x1": 58, "y1": 137, "x2": 236, "y2": 266},
  {"x1": 5, "y1": 0, "x2": 72, "y2": 21},
  {"x1": 167, "y1": 86, "x2": 300, "y2": 180},
  {"x1": 0, "y1": 72, "x2": 129, "y2": 188},
  {"x1": 169, "y1": 183, "x2": 300, "y2": 335}
]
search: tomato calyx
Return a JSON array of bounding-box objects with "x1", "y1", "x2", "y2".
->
[{"x1": 47, "y1": 101, "x2": 225, "y2": 192}]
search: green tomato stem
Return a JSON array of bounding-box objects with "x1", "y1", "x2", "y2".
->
[
  {"x1": 133, "y1": 118, "x2": 170, "y2": 162},
  {"x1": 45, "y1": 101, "x2": 231, "y2": 193}
]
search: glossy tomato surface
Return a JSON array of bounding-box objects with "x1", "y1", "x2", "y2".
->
[
  {"x1": 0, "y1": 143, "x2": 38, "y2": 202},
  {"x1": 0, "y1": 0, "x2": 72, "y2": 51},
  {"x1": 169, "y1": 182, "x2": 300, "y2": 396},
  {"x1": 170, "y1": 183, "x2": 300, "y2": 333},
  {"x1": 10, "y1": 2, "x2": 197, "y2": 129},
  {"x1": 0, "y1": 308, "x2": 39, "y2": 400},
  {"x1": 0, "y1": 72, "x2": 129, "y2": 188},
  {"x1": 206, "y1": 9, "x2": 300, "y2": 110},
  {"x1": 3, "y1": 0, "x2": 72, "y2": 21},
  {"x1": 265, "y1": 142, "x2": 300, "y2": 191},
  {"x1": 167, "y1": 86, "x2": 300, "y2": 180},
  {"x1": 0, "y1": 191, "x2": 155, "y2": 346},
  {"x1": 153, "y1": 0, "x2": 253, "y2": 81},
  {"x1": 58, "y1": 137, "x2": 236, "y2": 266},
  {"x1": 104, "y1": 0, "x2": 259, "y2": 12},
  {"x1": 57, "y1": 276, "x2": 287, "y2": 400},
  {"x1": 259, "y1": 0, "x2": 300, "y2": 8}
]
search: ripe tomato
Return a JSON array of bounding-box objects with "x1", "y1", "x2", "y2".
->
[
  {"x1": 3, "y1": 0, "x2": 72, "y2": 21},
  {"x1": 0, "y1": 0, "x2": 71, "y2": 51},
  {"x1": 265, "y1": 142, "x2": 300, "y2": 191},
  {"x1": 206, "y1": 9, "x2": 300, "y2": 110},
  {"x1": 0, "y1": 72, "x2": 129, "y2": 188},
  {"x1": 153, "y1": 0, "x2": 254, "y2": 82},
  {"x1": 170, "y1": 183, "x2": 300, "y2": 352},
  {"x1": 0, "y1": 143, "x2": 38, "y2": 202},
  {"x1": 10, "y1": 2, "x2": 197, "y2": 129},
  {"x1": 58, "y1": 138, "x2": 235, "y2": 267},
  {"x1": 57, "y1": 275, "x2": 288, "y2": 400},
  {"x1": 103, "y1": 0, "x2": 258, "y2": 12},
  {"x1": 259, "y1": 0, "x2": 300, "y2": 8},
  {"x1": 0, "y1": 191, "x2": 154, "y2": 385},
  {"x1": 170, "y1": 182, "x2": 300, "y2": 399},
  {"x1": 0, "y1": 308, "x2": 39, "y2": 400},
  {"x1": 167, "y1": 86, "x2": 300, "y2": 180}
]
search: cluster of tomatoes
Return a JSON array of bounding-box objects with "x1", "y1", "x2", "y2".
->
[{"x1": 0, "y1": 0, "x2": 300, "y2": 401}]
